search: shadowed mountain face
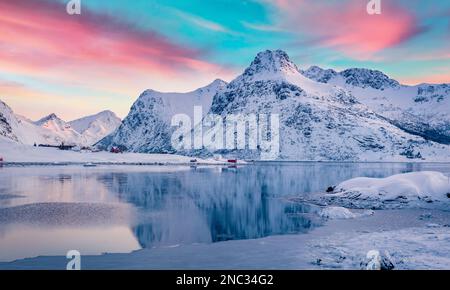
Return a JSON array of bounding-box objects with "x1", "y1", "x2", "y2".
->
[{"x1": 0, "y1": 101, "x2": 18, "y2": 142}]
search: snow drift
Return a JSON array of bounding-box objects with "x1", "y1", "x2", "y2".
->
[{"x1": 328, "y1": 171, "x2": 450, "y2": 209}]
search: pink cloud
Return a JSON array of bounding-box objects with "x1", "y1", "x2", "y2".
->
[
  {"x1": 272, "y1": 0, "x2": 296, "y2": 10},
  {"x1": 401, "y1": 75, "x2": 450, "y2": 86},
  {"x1": 0, "y1": 0, "x2": 222, "y2": 78},
  {"x1": 400, "y1": 68, "x2": 450, "y2": 85},
  {"x1": 272, "y1": 0, "x2": 424, "y2": 58},
  {"x1": 0, "y1": 0, "x2": 237, "y2": 120}
]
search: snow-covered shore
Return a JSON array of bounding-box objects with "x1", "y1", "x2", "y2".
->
[{"x1": 0, "y1": 138, "x2": 232, "y2": 165}]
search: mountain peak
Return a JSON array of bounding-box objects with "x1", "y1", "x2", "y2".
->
[
  {"x1": 302, "y1": 66, "x2": 338, "y2": 84},
  {"x1": 139, "y1": 79, "x2": 227, "y2": 98},
  {"x1": 244, "y1": 50, "x2": 299, "y2": 77},
  {"x1": 69, "y1": 110, "x2": 121, "y2": 134},
  {"x1": 96, "y1": 110, "x2": 118, "y2": 118},
  {"x1": 0, "y1": 99, "x2": 13, "y2": 113},
  {"x1": 340, "y1": 68, "x2": 400, "y2": 89},
  {"x1": 301, "y1": 66, "x2": 401, "y2": 90},
  {"x1": 198, "y1": 79, "x2": 227, "y2": 93},
  {"x1": 35, "y1": 113, "x2": 64, "y2": 125},
  {"x1": 210, "y1": 78, "x2": 227, "y2": 87}
]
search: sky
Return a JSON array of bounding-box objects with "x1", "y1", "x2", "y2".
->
[{"x1": 0, "y1": 0, "x2": 449, "y2": 120}]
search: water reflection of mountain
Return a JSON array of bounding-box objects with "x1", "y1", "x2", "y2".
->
[
  {"x1": 95, "y1": 163, "x2": 437, "y2": 249},
  {"x1": 97, "y1": 166, "x2": 318, "y2": 248}
]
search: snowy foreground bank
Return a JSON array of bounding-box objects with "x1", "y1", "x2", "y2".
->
[
  {"x1": 0, "y1": 139, "x2": 227, "y2": 165},
  {"x1": 302, "y1": 171, "x2": 450, "y2": 210}
]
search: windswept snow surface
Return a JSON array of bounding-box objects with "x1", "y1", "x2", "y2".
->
[{"x1": 319, "y1": 171, "x2": 450, "y2": 209}]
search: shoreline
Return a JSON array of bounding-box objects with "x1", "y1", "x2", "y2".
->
[
  {"x1": 2, "y1": 160, "x2": 450, "y2": 167},
  {"x1": 0, "y1": 161, "x2": 244, "y2": 167},
  {"x1": 1, "y1": 208, "x2": 449, "y2": 270}
]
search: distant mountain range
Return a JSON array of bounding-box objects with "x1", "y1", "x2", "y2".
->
[
  {"x1": 98, "y1": 50, "x2": 450, "y2": 161},
  {"x1": 2, "y1": 49, "x2": 449, "y2": 161},
  {"x1": 301, "y1": 65, "x2": 450, "y2": 144},
  {"x1": 0, "y1": 101, "x2": 121, "y2": 146}
]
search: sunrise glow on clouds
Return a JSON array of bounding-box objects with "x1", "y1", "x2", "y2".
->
[
  {"x1": 0, "y1": 0, "x2": 449, "y2": 119},
  {"x1": 280, "y1": 1, "x2": 424, "y2": 57}
]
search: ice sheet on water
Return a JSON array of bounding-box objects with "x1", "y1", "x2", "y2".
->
[{"x1": 0, "y1": 202, "x2": 134, "y2": 226}]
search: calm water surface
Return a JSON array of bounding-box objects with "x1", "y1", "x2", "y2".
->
[{"x1": 0, "y1": 162, "x2": 449, "y2": 262}]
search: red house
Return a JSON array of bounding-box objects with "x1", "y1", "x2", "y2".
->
[{"x1": 110, "y1": 147, "x2": 122, "y2": 154}]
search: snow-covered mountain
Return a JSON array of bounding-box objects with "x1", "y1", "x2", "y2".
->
[
  {"x1": 99, "y1": 49, "x2": 450, "y2": 161},
  {"x1": 0, "y1": 100, "x2": 65, "y2": 145},
  {"x1": 4, "y1": 49, "x2": 448, "y2": 161},
  {"x1": 34, "y1": 113, "x2": 81, "y2": 145},
  {"x1": 0, "y1": 100, "x2": 19, "y2": 142},
  {"x1": 0, "y1": 99, "x2": 121, "y2": 146},
  {"x1": 202, "y1": 50, "x2": 449, "y2": 161},
  {"x1": 97, "y1": 79, "x2": 227, "y2": 153},
  {"x1": 69, "y1": 111, "x2": 121, "y2": 146},
  {"x1": 301, "y1": 66, "x2": 450, "y2": 144}
]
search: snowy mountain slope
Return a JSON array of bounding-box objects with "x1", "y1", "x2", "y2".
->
[
  {"x1": 0, "y1": 100, "x2": 64, "y2": 145},
  {"x1": 69, "y1": 111, "x2": 121, "y2": 146},
  {"x1": 0, "y1": 100, "x2": 19, "y2": 142},
  {"x1": 200, "y1": 50, "x2": 450, "y2": 161},
  {"x1": 34, "y1": 113, "x2": 81, "y2": 145},
  {"x1": 302, "y1": 66, "x2": 450, "y2": 144},
  {"x1": 96, "y1": 79, "x2": 227, "y2": 153}
]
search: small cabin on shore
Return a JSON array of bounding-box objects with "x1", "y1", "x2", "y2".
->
[{"x1": 38, "y1": 143, "x2": 76, "y2": 151}]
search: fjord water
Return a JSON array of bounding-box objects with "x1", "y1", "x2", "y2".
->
[{"x1": 0, "y1": 163, "x2": 449, "y2": 262}]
